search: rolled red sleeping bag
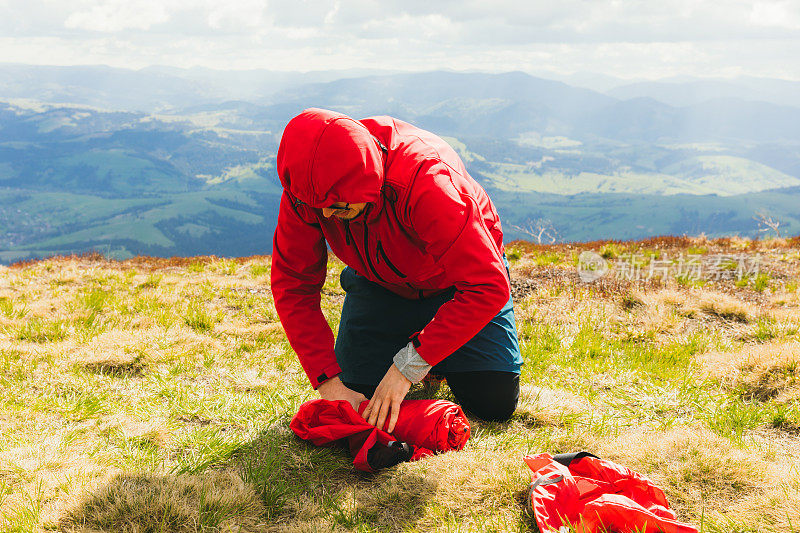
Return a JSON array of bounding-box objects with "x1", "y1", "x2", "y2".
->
[
  {"x1": 357, "y1": 399, "x2": 470, "y2": 452},
  {"x1": 290, "y1": 398, "x2": 470, "y2": 472}
]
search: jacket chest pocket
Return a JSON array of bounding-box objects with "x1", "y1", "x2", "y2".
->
[
  {"x1": 375, "y1": 240, "x2": 406, "y2": 279},
  {"x1": 354, "y1": 224, "x2": 413, "y2": 285},
  {"x1": 371, "y1": 235, "x2": 442, "y2": 289}
]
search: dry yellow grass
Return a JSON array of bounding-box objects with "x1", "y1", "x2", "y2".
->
[
  {"x1": 598, "y1": 425, "x2": 800, "y2": 528},
  {"x1": 701, "y1": 340, "x2": 800, "y2": 402},
  {"x1": 58, "y1": 471, "x2": 266, "y2": 533}
]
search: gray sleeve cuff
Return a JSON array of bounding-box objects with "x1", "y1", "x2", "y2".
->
[{"x1": 393, "y1": 341, "x2": 432, "y2": 383}]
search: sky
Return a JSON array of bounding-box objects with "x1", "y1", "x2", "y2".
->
[{"x1": 0, "y1": 0, "x2": 798, "y2": 80}]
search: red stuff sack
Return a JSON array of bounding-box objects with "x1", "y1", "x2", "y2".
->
[
  {"x1": 290, "y1": 398, "x2": 470, "y2": 472},
  {"x1": 524, "y1": 452, "x2": 698, "y2": 533}
]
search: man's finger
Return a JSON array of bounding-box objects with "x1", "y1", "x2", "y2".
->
[
  {"x1": 363, "y1": 397, "x2": 376, "y2": 422},
  {"x1": 367, "y1": 398, "x2": 382, "y2": 426},
  {"x1": 387, "y1": 400, "x2": 400, "y2": 433},
  {"x1": 361, "y1": 398, "x2": 372, "y2": 417},
  {"x1": 375, "y1": 400, "x2": 390, "y2": 430}
]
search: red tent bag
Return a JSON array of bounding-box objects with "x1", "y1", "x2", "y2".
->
[
  {"x1": 525, "y1": 452, "x2": 698, "y2": 533},
  {"x1": 290, "y1": 398, "x2": 470, "y2": 472}
]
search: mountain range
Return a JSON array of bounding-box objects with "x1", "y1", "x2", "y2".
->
[{"x1": 0, "y1": 64, "x2": 798, "y2": 263}]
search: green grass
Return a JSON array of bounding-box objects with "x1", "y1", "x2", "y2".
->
[
  {"x1": 707, "y1": 397, "x2": 769, "y2": 442},
  {"x1": 132, "y1": 294, "x2": 178, "y2": 328},
  {"x1": 1, "y1": 482, "x2": 44, "y2": 533},
  {"x1": 136, "y1": 273, "x2": 163, "y2": 289},
  {"x1": 753, "y1": 273, "x2": 771, "y2": 292},
  {"x1": 770, "y1": 402, "x2": 800, "y2": 431},
  {"x1": 172, "y1": 426, "x2": 248, "y2": 475},
  {"x1": 249, "y1": 263, "x2": 270, "y2": 277},
  {"x1": 531, "y1": 250, "x2": 562, "y2": 266},
  {"x1": 81, "y1": 287, "x2": 113, "y2": 314},
  {"x1": 505, "y1": 246, "x2": 522, "y2": 262},
  {"x1": 12, "y1": 318, "x2": 68, "y2": 343},
  {"x1": 0, "y1": 297, "x2": 26, "y2": 319},
  {"x1": 182, "y1": 302, "x2": 217, "y2": 333},
  {"x1": 600, "y1": 242, "x2": 624, "y2": 259},
  {"x1": 211, "y1": 259, "x2": 238, "y2": 276},
  {"x1": 687, "y1": 245, "x2": 708, "y2": 255},
  {"x1": 187, "y1": 261, "x2": 206, "y2": 273}
]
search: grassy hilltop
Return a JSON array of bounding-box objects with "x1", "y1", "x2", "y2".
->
[{"x1": 1, "y1": 234, "x2": 800, "y2": 532}]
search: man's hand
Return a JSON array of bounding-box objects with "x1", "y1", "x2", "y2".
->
[
  {"x1": 362, "y1": 364, "x2": 412, "y2": 433},
  {"x1": 317, "y1": 376, "x2": 368, "y2": 411}
]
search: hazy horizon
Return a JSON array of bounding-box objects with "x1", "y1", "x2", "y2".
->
[{"x1": 1, "y1": 61, "x2": 798, "y2": 88}]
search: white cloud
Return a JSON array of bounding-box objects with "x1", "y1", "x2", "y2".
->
[
  {"x1": 359, "y1": 13, "x2": 460, "y2": 42},
  {"x1": 64, "y1": 0, "x2": 170, "y2": 32},
  {"x1": 0, "y1": 0, "x2": 796, "y2": 80},
  {"x1": 750, "y1": 0, "x2": 800, "y2": 29},
  {"x1": 206, "y1": 0, "x2": 268, "y2": 30},
  {"x1": 323, "y1": 0, "x2": 340, "y2": 25},
  {"x1": 273, "y1": 26, "x2": 321, "y2": 40}
]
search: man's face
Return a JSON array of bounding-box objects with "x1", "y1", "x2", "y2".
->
[{"x1": 321, "y1": 202, "x2": 367, "y2": 220}]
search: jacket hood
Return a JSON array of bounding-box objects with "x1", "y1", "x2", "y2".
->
[{"x1": 277, "y1": 108, "x2": 385, "y2": 212}]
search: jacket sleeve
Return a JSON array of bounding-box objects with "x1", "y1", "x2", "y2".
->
[
  {"x1": 406, "y1": 162, "x2": 510, "y2": 367},
  {"x1": 271, "y1": 191, "x2": 341, "y2": 389}
]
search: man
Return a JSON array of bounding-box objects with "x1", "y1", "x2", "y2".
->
[{"x1": 271, "y1": 108, "x2": 523, "y2": 433}]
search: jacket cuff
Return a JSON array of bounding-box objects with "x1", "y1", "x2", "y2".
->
[
  {"x1": 409, "y1": 332, "x2": 442, "y2": 367},
  {"x1": 393, "y1": 341, "x2": 432, "y2": 383},
  {"x1": 311, "y1": 362, "x2": 342, "y2": 390}
]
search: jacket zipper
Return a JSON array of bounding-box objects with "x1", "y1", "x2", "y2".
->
[
  {"x1": 343, "y1": 220, "x2": 352, "y2": 245},
  {"x1": 376, "y1": 240, "x2": 406, "y2": 278},
  {"x1": 362, "y1": 224, "x2": 385, "y2": 282}
]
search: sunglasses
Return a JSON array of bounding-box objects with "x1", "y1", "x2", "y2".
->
[
  {"x1": 292, "y1": 197, "x2": 360, "y2": 217},
  {"x1": 326, "y1": 202, "x2": 352, "y2": 214}
]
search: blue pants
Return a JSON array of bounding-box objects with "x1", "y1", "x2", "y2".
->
[{"x1": 334, "y1": 260, "x2": 523, "y2": 387}]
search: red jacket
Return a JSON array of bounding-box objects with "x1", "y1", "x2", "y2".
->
[
  {"x1": 525, "y1": 452, "x2": 698, "y2": 533},
  {"x1": 271, "y1": 108, "x2": 509, "y2": 388}
]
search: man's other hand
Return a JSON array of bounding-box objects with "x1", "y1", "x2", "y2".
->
[
  {"x1": 362, "y1": 364, "x2": 412, "y2": 433},
  {"x1": 317, "y1": 376, "x2": 368, "y2": 411}
]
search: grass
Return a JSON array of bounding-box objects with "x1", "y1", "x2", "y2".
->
[
  {"x1": 753, "y1": 273, "x2": 772, "y2": 292},
  {"x1": 182, "y1": 302, "x2": 217, "y2": 333},
  {"x1": 505, "y1": 246, "x2": 522, "y2": 263},
  {"x1": 599, "y1": 242, "x2": 624, "y2": 259},
  {"x1": 249, "y1": 263, "x2": 270, "y2": 277},
  {"x1": 11, "y1": 318, "x2": 68, "y2": 343},
  {"x1": 1, "y1": 236, "x2": 799, "y2": 531},
  {"x1": 187, "y1": 261, "x2": 205, "y2": 273},
  {"x1": 136, "y1": 273, "x2": 163, "y2": 289}
]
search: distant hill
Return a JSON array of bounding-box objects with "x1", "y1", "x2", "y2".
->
[
  {"x1": 260, "y1": 71, "x2": 616, "y2": 139},
  {"x1": 607, "y1": 76, "x2": 800, "y2": 109},
  {"x1": 0, "y1": 63, "x2": 397, "y2": 113},
  {"x1": 1, "y1": 68, "x2": 799, "y2": 263},
  {"x1": 0, "y1": 100, "x2": 284, "y2": 263}
]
